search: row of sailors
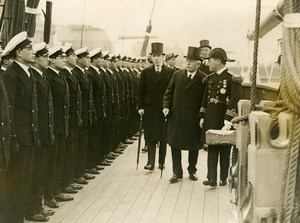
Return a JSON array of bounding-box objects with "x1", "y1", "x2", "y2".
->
[{"x1": 0, "y1": 31, "x2": 145, "y2": 222}]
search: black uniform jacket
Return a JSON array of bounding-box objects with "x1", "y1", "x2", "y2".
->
[
  {"x1": 87, "y1": 66, "x2": 106, "y2": 121},
  {"x1": 1, "y1": 62, "x2": 39, "y2": 150},
  {"x1": 73, "y1": 66, "x2": 93, "y2": 127},
  {"x1": 0, "y1": 80, "x2": 11, "y2": 168},
  {"x1": 30, "y1": 67, "x2": 54, "y2": 146},
  {"x1": 44, "y1": 67, "x2": 69, "y2": 135},
  {"x1": 60, "y1": 68, "x2": 82, "y2": 127},
  {"x1": 163, "y1": 69, "x2": 206, "y2": 150},
  {"x1": 138, "y1": 64, "x2": 174, "y2": 142},
  {"x1": 200, "y1": 69, "x2": 243, "y2": 131}
]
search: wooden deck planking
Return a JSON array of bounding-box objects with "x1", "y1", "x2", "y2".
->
[{"x1": 24, "y1": 138, "x2": 236, "y2": 223}]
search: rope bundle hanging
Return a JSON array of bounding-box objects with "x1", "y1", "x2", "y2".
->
[{"x1": 277, "y1": 0, "x2": 300, "y2": 222}]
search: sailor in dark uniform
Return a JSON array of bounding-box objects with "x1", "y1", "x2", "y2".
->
[
  {"x1": 199, "y1": 39, "x2": 212, "y2": 75},
  {"x1": 73, "y1": 47, "x2": 96, "y2": 181},
  {"x1": 1, "y1": 31, "x2": 39, "y2": 223},
  {"x1": 200, "y1": 48, "x2": 243, "y2": 187},
  {"x1": 44, "y1": 46, "x2": 73, "y2": 208},
  {"x1": 59, "y1": 44, "x2": 83, "y2": 192},
  {"x1": 0, "y1": 63, "x2": 11, "y2": 223},
  {"x1": 26, "y1": 42, "x2": 54, "y2": 222},
  {"x1": 138, "y1": 42, "x2": 174, "y2": 170}
]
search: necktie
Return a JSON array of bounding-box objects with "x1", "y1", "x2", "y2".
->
[
  {"x1": 155, "y1": 66, "x2": 161, "y2": 74},
  {"x1": 188, "y1": 74, "x2": 192, "y2": 81}
]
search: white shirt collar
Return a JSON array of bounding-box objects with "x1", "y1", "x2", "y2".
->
[
  {"x1": 31, "y1": 66, "x2": 43, "y2": 76},
  {"x1": 65, "y1": 66, "x2": 73, "y2": 75},
  {"x1": 187, "y1": 70, "x2": 197, "y2": 79},
  {"x1": 90, "y1": 65, "x2": 100, "y2": 74},
  {"x1": 216, "y1": 67, "x2": 227, "y2": 75},
  {"x1": 15, "y1": 61, "x2": 30, "y2": 77},
  {"x1": 1, "y1": 67, "x2": 6, "y2": 71},
  {"x1": 100, "y1": 67, "x2": 106, "y2": 72},
  {"x1": 49, "y1": 66, "x2": 60, "y2": 75},
  {"x1": 76, "y1": 65, "x2": 85, "y2": 74}
]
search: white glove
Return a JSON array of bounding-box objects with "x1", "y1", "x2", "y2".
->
[
  {"x1": 162, "y1": 108, "x2": 169, "y2": 117},
  {"x1": 221, "y1": 120, "x2": 232, "y2": 131},
  {"x1": 138, "y1": 109, "x2": 144, "y2": 116},
  {"x1": 199, "y1": 118, "x2": 204, "y2": 128}
]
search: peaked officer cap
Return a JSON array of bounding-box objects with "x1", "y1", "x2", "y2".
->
[
  {"x1": 2, "y1": 31, "x2": 32, "y2": 57},
  {"x1": 33, "y1": 42, "x2": 48, "y2": 57},
  {"x1": 74, "y1": 47, "x2": 89, "y2": 58},
  {"x1": 89, "y1": 47, "x2": 102, "y2": 59}
]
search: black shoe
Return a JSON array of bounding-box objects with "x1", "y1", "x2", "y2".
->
[
  {"x1": 44, "y1": 199, "x2": 59, "y2": 208},
  {"x1": 83, "y1": 173, "x2": 95, "y2": 180},
  {"x1": 106, "y1": 154, "x2": 116, "y2": 160},
  {"x1": 74, "y1": 177, "x2": 88, "y2": 184},
  {"x1": 144, "y1": 164, "x2": 154, "y2": 170},
  {"x1": 203, "y1": 179, "x2": 217, "y2": 187},
  {"x1": 105, "y1": 159, "x2": 113, "y2": 163},
  {"x1": 114, "y1": 149, "x2": 123, "y2": 154},
  {"x1": 95, "y1": 165, "x2": 105, "y2": 170},
  {"x1": 123, "y1": 139, "x2": 134, "y2": 144},
  {"x1": 189, "y1": 173, "x2": 198, "y2": 181},
  {"x1": 219, "y1": 179, "x2": 227, "y2": 186},
  {"x1": 158, "y1": 164, "x2": 165, "y2": 170},
  {"x1": 55, "y1": 193, "x2": 74, "y2": 202},
  {"x1": 70, "y1": 183, "x2": 84, "y2": 190},
  {"x1": 62, "y1": 186, "x2": 78, "y2": 194},
  {"x1": 25, "y1": 213, "x2": 49, "y2": 222},
  {"x1": 40, "y1": 208, "x2": 55, "y2": 216},
  {"x1": 169, "y1": 175, "x2": 182, "y2": 183},
  {"x1": 86, "y1": 168, "x2": 100, "y2": 174},
  {"x1": 142, "y1": 146, "x2": 148, "y2": 152},
  {"x1": 100, "y1": 160, "x2": 111, "y2": 166}
]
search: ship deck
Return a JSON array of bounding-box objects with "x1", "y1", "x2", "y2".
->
[{"x1": 25, "y1": 139, "x2": 237, "y2": 223}]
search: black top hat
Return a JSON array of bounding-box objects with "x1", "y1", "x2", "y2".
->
[
  {"x1": 149, "y1": 42, "x2": 165, "y2": 55},
  {"x1": 184, "y1": 46, "x2": 201, "y2": 60},
  {"x1": 199, "y1": 39, "x2": 211, "y2": 49},
  {"x1": 208, "y1": 48, "x2": 235, "y2": 62}
]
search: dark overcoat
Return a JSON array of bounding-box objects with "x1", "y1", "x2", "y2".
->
[
  {"x1": 138, "y1": 65, "x2": 174, "y2": 142},
  {"x1": 44, "y1": 68, "x2": 69, "y2": 135},
  {"x1": 163, "y1": 69, "x2": 206, "y2": 150},
  {"x1": 30, "y1": 68, "x2": 54, "y2": 146}
]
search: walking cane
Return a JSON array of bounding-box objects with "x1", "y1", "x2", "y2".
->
[
  {"x1": 136, "y1": 114, "x2": 143, "y2": 170},
  {"x1": 160, "y1": 116, "x2": 168, "y2": 178}
]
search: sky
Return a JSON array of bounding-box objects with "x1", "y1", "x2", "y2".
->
[{"x1": 38, "y1": 0, "x2": 282, "y2": 66}]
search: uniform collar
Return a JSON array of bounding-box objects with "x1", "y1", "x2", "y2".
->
[
  {"x1": 31, "y1": 66, "x2": 43, "y2": 76},
  {"x1": 216, "y1": 67, "x2": 227, "y2": 75},
  {"x1": 90, "y1": 65, "x2": 100, "y2": 74},
  {"x1": 15, "y1": 60, "x2": 30, "y2": 77}
]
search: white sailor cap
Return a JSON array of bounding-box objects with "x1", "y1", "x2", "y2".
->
[
  {"x1": 89, "y1": 47, "x2": 102, "y2": 59},
  {"x1": 74, "y1": 47, "x2": 89, "y2": 58},
  {"x1": 33, "y1": 42, "x2": 48, "y2": 57},
  {"x1": 101, "y1": 50, "x2": 109, "y2": 60},
  {"x1": 48, "y1": 46, "x2": 65, "y2": 58},
  {"x1": 62, "y1": 43, "x2": 75, "y2": 56},
  {"x1": 2, "y1": 31, "x2": 32, "y2": 57}
]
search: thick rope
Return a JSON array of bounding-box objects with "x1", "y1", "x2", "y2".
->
[
  {"x1": 250, "y1": 0, "x2": 261, "y2": 111},
  {"x1": 277, "y1": 0, "x2": 300, "y2": 222}
]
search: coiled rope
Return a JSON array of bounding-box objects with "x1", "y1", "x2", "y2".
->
[{"x1": 277, "y1": 0, "x2": 300, "y2": 222}]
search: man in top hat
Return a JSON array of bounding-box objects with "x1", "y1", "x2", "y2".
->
[
  {"x1": 59, "y1": 43, "x2": 83, "y2": 193},
  {"x1": 138, "y1": 42, "x2": 174, "y2": 170},
  {"x1": 165, "y1": 53, "x2": 180, "y2": 70},
  {"x1": 0, "y1": 31, "x2": 39, "y2": 222},
  {"x1": 200, "y1": 48, "x2": 243, "y2": 187},
  {"x1": 44, "y1": 46, "x2": 73, "y2": 208},
  {"x1": 199, "y1": 39, "x2": 212, "y2": 75},
  {"x1": 26, "y1": 42, "x2": 54, "y2": 222},
  {"x1": 163, "y1": 46, "x2": 206, "y2": 183}
]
